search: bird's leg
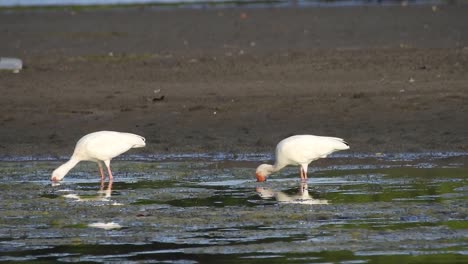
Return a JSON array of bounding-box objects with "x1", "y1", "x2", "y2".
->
[
  {"x1": 300, "y1": 167, "x2": 305, "y2": 180},
  {"x1": 301, "y1": 165, "x2": 308, "y2": 182},
  {"x1": 98, "y1": 162, "x2": 105, "y2": 181},
  {"x1": 100, "y1": 178, "x2": 105, "y2": 192},
  {"x1": 98, "y1": 162, "x2": 106, "y2": 192},
  {"x1": 104, "y1": 160, "x2": 113, "y2": 180},
  {"x1": 105, "y1": 178, "x2": 113, "y2": 198}
]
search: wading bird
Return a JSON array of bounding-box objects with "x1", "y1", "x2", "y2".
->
[
  {"x1": 51, "y1": 131, "x2": 146, "y2": 182},
  {"x1": 255, "y1": 135, "x2": 349, "y2": 182}
]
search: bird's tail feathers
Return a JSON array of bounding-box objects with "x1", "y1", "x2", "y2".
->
[{"x1": 330, "y1": 137, "x2": 350, "y2": 150}]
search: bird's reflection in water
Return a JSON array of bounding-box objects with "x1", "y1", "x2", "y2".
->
[
  {"x1": 98, "y1": 179, "x2": 113, "y2": 199},
  {"x1": 256, "y1": 182, "x2": 328, "y2": 205},
  {"x1": 55, "y1": 179, "x2": 114, "y2": 202}
]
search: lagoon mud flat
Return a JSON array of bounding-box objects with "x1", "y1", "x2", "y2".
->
[
  {"x1": 0, "y1": 157, "x2": 467, "y2": 262},
  {"x1": 0, "y1": 5, "x2": 468, "y2": 157}
]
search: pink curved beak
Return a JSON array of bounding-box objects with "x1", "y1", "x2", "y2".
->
[{"x1": 256, "y1": 173, "x2": 267, "y2": 182}]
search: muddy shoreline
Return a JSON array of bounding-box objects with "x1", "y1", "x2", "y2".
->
[{"x1": 1, "y1": 5, "x2": 467, "y2": 157}]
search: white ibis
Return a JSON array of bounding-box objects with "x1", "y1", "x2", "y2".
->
[
  {"x1": 255, "y1": 135, "x2": 349, "y2": 182},
  {"x1": 51, "y1": 131, "x2": 146, "y2": 182}
]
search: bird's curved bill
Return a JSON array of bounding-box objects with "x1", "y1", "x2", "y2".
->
[
  {"x1": 256, "y1": 173, "x2": 267, "y2": 182},
  {"x1": 51, "y1": 176, "x2": 60, "y2": 182}
]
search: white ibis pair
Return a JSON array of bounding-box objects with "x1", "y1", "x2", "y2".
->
[{"x1": 51, "y1": 132, "x2": 349, "y2": 183}]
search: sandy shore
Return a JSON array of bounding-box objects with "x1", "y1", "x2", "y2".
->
[{"x1": 0, "y1": 5, "x2": 467, "y2": 157}]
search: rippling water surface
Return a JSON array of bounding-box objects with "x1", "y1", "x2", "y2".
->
[{"x1": 0, "y1": 153, "x2": 467, "y2": 263}]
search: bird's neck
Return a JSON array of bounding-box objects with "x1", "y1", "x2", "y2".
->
[
  {"x1": 271, "y1": 163, "x2": 286, "y2": 173},
  {"x1": 55, "y1": 157, "x2": 81, "y2": 178}
]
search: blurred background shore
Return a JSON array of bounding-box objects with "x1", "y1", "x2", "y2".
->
[{"x1": 0, "y1": 1, "x2": 467, "y2": 157}]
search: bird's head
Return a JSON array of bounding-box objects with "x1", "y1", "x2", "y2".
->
[
  {"x1": 51, "y1": 167, "x2": 66, "y2": 182},
  {"x1": 255, "y1": 164, "x2": 274, "y2": 182}
]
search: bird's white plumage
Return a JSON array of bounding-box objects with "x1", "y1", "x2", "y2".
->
[
  {"x1": 275, "y1": 135, "x2": 348, "y2": 167},
  {"x1": 73, "y1": 131, "x2": 145, "y2": 162},
  {"x1": 256, "y1": 135, "x2": 349, "y2": 182},
  {"x1": 51, "y1": 131, "x2": 145, "y2": 181}
]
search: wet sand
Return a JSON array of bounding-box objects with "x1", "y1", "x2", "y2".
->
[{"x1": 1, "y1": 5, "x2": 468, "y2": 157}]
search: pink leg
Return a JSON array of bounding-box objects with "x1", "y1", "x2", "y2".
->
[
  {"x1": 301, "y1": 165, "x2": 308, "y2": 182},
  {"x1": 104, "y1": 160, "x2": 113, "y2": 180},
  {"x1": 107, "y1": 167, "x2": 113, "y2": 180},
  {"x1": 98, "y1": 162, "x2": 105, "y2": 181},
  {"x1": 104, "y1": 178, "x2": 113, "y2": 198},
  {"x1": 108, "y1": 178, "x2": 113, "y2": 190}
]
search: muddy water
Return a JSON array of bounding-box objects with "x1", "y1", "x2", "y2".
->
[{"x1": 0, "y1": 153, "x2": 467, "y2": 263}]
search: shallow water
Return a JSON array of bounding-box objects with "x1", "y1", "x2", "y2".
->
[{"x1": 0, "y1": 153, "x2": 467, "y2": 263}]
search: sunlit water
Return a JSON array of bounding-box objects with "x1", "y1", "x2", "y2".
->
[{"x1": 0, "y1": 153, "x2": 467, "y2": 263}]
